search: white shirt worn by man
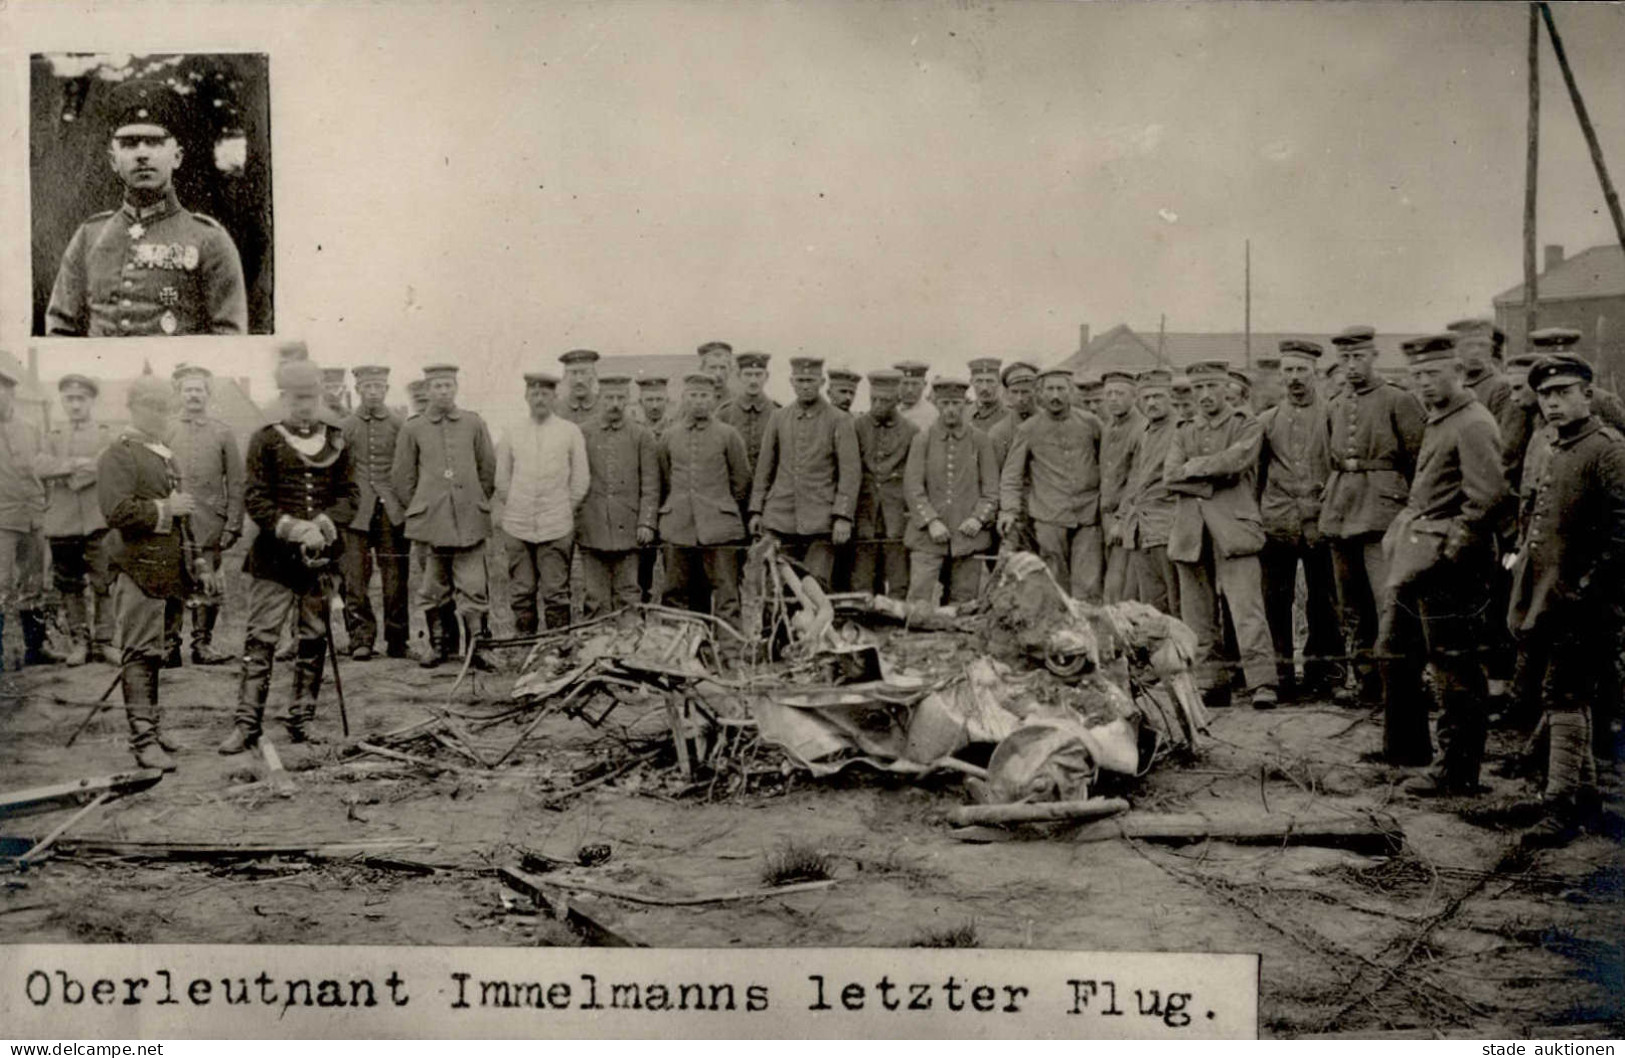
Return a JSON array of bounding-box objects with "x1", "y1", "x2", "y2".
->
[{"x1": 497, "y1": 413, "x2": 589, "y2": 544}]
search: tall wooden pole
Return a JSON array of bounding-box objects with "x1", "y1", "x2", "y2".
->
[
  {"x1": 1538, "y1": 4, "x2": 1625, "y2": 256},
  {"x1": 1158, "y1": 313, "x2": 1167, "y2": 363},
  {"x1": 1244, "y1": 239, "x2": 1252, "y2": 367},
  {"x1": 1523, "y1": 3, "x2": 1540, "y2": 348}
]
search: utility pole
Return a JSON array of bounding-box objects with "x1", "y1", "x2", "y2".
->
[
  {"x1": 1244, "y1": 239, "x2": 1252, "y2": 367},
  {"x1": 1523, "y1": 2, "x2": 1540, "y2": 350},
  {"x1": 1158, "y1": 313, "x2": 1167, "y2": 364},
  {"x1": 1538, "y1": 4, "x2": 1625, "y2": 256}
]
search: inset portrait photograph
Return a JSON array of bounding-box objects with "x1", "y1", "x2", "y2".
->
[{"x1": 30, "y1": 53, "x2": 273, "y2": 337}]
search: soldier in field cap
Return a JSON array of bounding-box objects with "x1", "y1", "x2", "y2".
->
[
  {"x1": 395, "y1": 363, "x2": 498, "y2": 665},
  {"x1": 904, "y1": 377, "x2": 999, "y2": 605},
  {"x1": 698, "y1": 341, "x2": 737, "y2": 404},
  {"x1": 825, "y1": 366, "x2": 861, "y2": 415},
  {"x1": 558, "y1": 348, "x2": 602, "y2": 425},
  {"x1": 1446, "y1": 318, "x2": 1512, "y2": 420},
  {"x1": 1119, "y1": 369, "x2": 1182, "y2": 615},
  {"x1": 749, "y1": 356, "x2": 861, "y2": 589},
  {"x1": 851, "y1": 369, "x2": 917, "y2": 599},
  {"x1": 717, "y1": 351, "x2": 779, "y2": 474},
  {"x1": 1251, "y1": 355, "x2": 1285, "y2": 414},
  {"x1": 164, "y1": 362, "x2": 244, "y2": 668},
  {"x1": 1379, "y1": 334, "x2": 1505, "y2": 793},
  {"x1": 895, "y1": 360, "x2": 937, "y2": 431},
  {"x1": 36, "y1": 374, "x2": 114, "y2": 666},
  {"x1": 658, "y1": 372, "x2": 751, "y2": 626},
  {"x1": 1321, "y1": 323, "x2": 1426, "y2": 707},
  {"x1": 1257, "y1": 339, "x2": 1339, "y2": 700},
  {"x1": 46, "y1": 78, "x2": 247, "y2": 337},
  {"x1": 968, "y1": 357, "x2": 1007, "y2": 430},
  {"x1": 1099, "y1": 368, "x2": 1145, "y2": 604},
  {"x1": 497, "y1": 369, "x2": 587, "y2": 636},
  {"x1": 338, "y1": 364, "x2": 409, "y2": 660},
  {"x1": 576, "y1": 374, "x2": 658, "y2": 618}
]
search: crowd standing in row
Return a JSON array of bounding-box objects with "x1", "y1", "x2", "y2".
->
[{"x1": 0, "y1": 322, "x2": 1620, "y2": 846}]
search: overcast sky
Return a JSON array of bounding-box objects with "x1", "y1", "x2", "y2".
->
[{"x1": 6, "y1": 0, "x2": 1625, "y2": 426}]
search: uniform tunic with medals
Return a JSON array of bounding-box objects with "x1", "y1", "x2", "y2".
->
[{"x1": 46, "y1": 189, "x2": 247, "y2": 337}]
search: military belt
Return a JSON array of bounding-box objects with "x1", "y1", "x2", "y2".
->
[{"x1": 1338, "y1": 458, "x2": 1396, "y2": 472}]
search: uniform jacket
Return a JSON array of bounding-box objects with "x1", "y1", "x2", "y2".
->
[
  {"x1": 1319, "y1": 378, "x2": 1426, "y2": 539},
  {"x1": 168, "y1": 413, "x2": 245, "y2": 549},
  {"x1": 393, "y1": 406, "x2": 497, "y2": 548},
  {"x1": 1382, "y1": 390, "x2": 1506, "y2": 591},
  {"x1": 970, "y1": 399, "x2": 1009, "y2": 432},
  {"x1": 986, "y1": 410, "x2": 1031, "y2": 472},
  {"x1": 853, "y1": 411, "x2": 918, "y2": 541},
  {"x1": 45, "y1": 189, "x2": 247, "y2": 337},
  {"x1": 1499, "y1": 394, "x2": 1540, "y2": 495},
  {"x1": 1119, "y1": 414, "x2": 1179, "y2": 550},
  {"x1": 1466, "y1": 370, "x2": 1513, "y2": 422},
  {"x1": 0, "y1": 415, "x2": 45, "y2": 533},
  {"x1": 716, "y1": 394, "x2": 780, "y2": 474},
  {"x1": 37, "y1": 420, "x2": 111, "y2": 538},
  {"x1": 1164, "y1": 406, "x2": 1266, "y2": 563},
  {"x1": 903, "y1": 421, "x2": 998, "y2": 556},
  {"x1": 1000, "y1": 409, "x2": 1103, "y2": 527},
  {"x1": 578, "y1": 416, "x2": 659, "y2": 552},
  {"x1": 1258, "y1": 394, "x2": 1331, "y2": 542},
  {"x1": 340, "y1": 405, "x2": 406, "y2": 529},
  {"x1": 658, "y1": 416, "x2": 751, "y2": 547},
  {"x1": 97, "y1": 432, "x2": 188, "y2": 599},
  {"x1": 244, "y1": 422, "x2": 359, "y2": 590},
  {"x1": 750, "y1": 397, "x2": 861, "y2": 536},
  {"x1": 1508, "y1": 417, "x2": 1625, "y2": 634},
  {"x1": 1100, "y1": 407, "x2": 1145, "y2": 533}
]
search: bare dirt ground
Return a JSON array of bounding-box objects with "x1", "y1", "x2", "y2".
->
[{"x1": 3, "y1": 567, "x2": 1623, "y2": 1039}]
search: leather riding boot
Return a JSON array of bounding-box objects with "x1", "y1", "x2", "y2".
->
[
  {"x1": 467, "y1": 612, "x2": 495, "y2": 672},
  {"x1": 191, "y1": 605, "x2": 234, "y2": 665},
  {"x1": 91, "y1": 589, "x2": 116, "y2": 657},
  {"x1": 418, "y1": 608, "x2": 445, "y2": 669},
  {"x1": 285, "y1": 638, "x2": 326, "y2": 743},
  {"x1": 441, "y1": 601, "x2": 461, "y2": 656},
  {"x1": 220, "y1": 641, "x2": 273, "y2": 753},
  {"x1": 124, "y1": 657, "x2": 175, "y2": 772}
]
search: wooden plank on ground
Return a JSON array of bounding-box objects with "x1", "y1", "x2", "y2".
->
[
  {"x1": 1072, "y1": 811, "x2": 1403, "y2": 855},
  {"x1": 0, "y1": 770, "x2": 163, "y2": 821},
  {"x1": 498, "y1": 866, "x2": 648, "y2": 948}
]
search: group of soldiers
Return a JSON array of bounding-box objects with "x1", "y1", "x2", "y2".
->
[{"x1": 1, "y1": 315, "x2": 1619, "y2": 846}]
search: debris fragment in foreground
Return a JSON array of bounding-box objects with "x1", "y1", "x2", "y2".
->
[
  {"x1": 0, "y1": 769, "x2": 164, "y2": 821},
  {"x1": 1073, "y1": 810, "x2": 1405, "y2": 854},
  {"x1": 946, "y1": 796, "x2": 1130, "y2": 827}
]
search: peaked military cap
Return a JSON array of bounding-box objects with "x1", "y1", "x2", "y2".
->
[
  {"x1": 524, "y1": 372, "x2": 560, "y2": 387},
  {"x1": 826, "y1": 366, "x2": 861, "y2": 384},
  {"x1": 1254, "y1": 356, "x2": 1283, "y2": 371},
  {"x1": 352, "y1": 365, "x2": 390, "y2": 382},
  {"x1": 1529, "y1": 354, "x2": 1593, "y2": 390},
  {"x1": 735, "y1": 351, "x2": 770, "y2": 370},
  {"x1": 276, "y1": 340, "x2": 310, "y2": 363},
  {"x1": 107, "y1": 79, "x2": 185, "y2": 138},
  {"x1": 1401, "y1": 333, "x2": 1458, "y2": 364},
  {"x1": 1447, "y1": 318, "x2": 1506, "y2": 352},
  {"x1": 894, "y1": 360, "x2": 930, "y2": 378},
  {"x1": 406, "y1": 378, "x2": 428, "y2": 394},
  {"x1": 1279, "y1": 339, "x2": 1322, "y2": 361},
  {"x1": 867, "y1": 369, "x2": 903, "y2": 388},
  {"x1": 931, "y1": 377, "x2": 971, "y2": 396},
  {"x1": 320, "y1": 367, "x2": 347, "y2": 384},
  {"x1": 697, "y1": 341, "x2": 733, "y2": 357},
  {"x1": 57, "y1": 373, "x2": 99, "y2": 397},
  {"x1": 1331, "y1": 325, "x2": 1377, "y2": 351},
  {"x1": 423, "y1": 364, "x2": 459, "y2": 379},
  {"x1": 598, "y1": 374, "x2": 633, "y2": 389},
  {"x1": 1101, "y1": 369, "x2": 1138, "y2": 386},
  {"x1": 559, "y1": 348, "x2": 600, "y2": 365},
  {"x1": 1188, "y1": 360, "x2": 1230, "y2": 378},
  {"x1": 683, "y1": 372, "x2": 718, "y2": 388},
  {"x1": 1075, "y1": 374, "x2": 1104, "y2": 392},
  {"x1": 789, "y1": 356, "x2": 825, "y2": 374},
  {"x1": 1529, "y1": 327, "x2": 1582, "y2": 350},
  {"x1": 1136, "y1": 368, "x2": 1174, "y2": 389},
  {"x1": 1171, "y1": 375, "x2": 1195, "y2": 393},
  {"x1": 172, "y1": 362, "x2": 212, "y2": 382},
  {"x1": 637, "y1": 374, "x2": 668, "y2": 388},
  {"x1": 1227, "y1": 369, "x2": 1253, "y2": 392},
  {"x1": 967, "y1": 357, "x2": 1003, "y2": 374},
  {"x1": 1000, "y1": 361, "x2": 1039, "y2": 385}
]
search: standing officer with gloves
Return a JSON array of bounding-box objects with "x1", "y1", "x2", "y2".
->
[{"x1": 219, "y1": 359, "x2": 357, "y2": 753}]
